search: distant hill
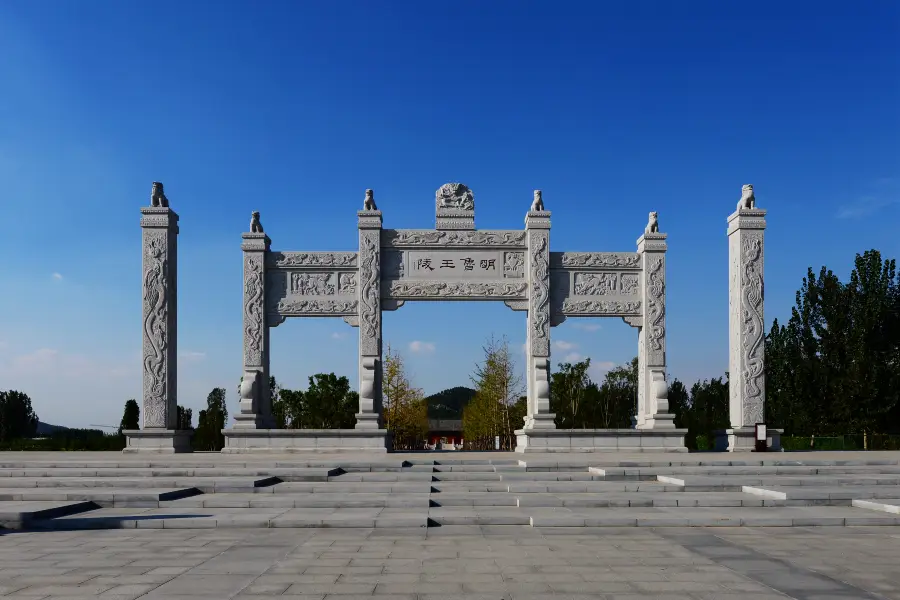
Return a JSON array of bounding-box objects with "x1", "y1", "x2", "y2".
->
[
  {"x1": 35, "y1": 421, "x2": 71, "y2": 435},
  {"x1": 426, "y1": 387, "x2": 476, "y2": 419}
]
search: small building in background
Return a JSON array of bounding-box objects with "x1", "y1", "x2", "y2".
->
[{"x1": 427, "y1": 419, "x2": 462, "y2": 447}]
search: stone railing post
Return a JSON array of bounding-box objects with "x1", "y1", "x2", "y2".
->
[
  {"x1": 357, "y1": 207, "x2": 383, "y2": 429},
  {"x1": 235, "y1": 212, "x2": 272, "y2": 429},
  {"x1": 717, "y1": 185, "x2": 779, "y2": 450},
  {"x1": 636, "y1": 214, "x2": 675, "y2": 430},
  {"x1": 523, "y1": 206, "x2": 555, "y2": 430},
  {"x1": 125, "y1": 182, "x2": 191, "y2": 453}
]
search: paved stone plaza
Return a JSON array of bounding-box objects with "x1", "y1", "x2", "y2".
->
[{"x1": 2, "y1": 523, "x2": 900, "y2": 599}]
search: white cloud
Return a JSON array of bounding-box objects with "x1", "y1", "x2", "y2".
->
[
  {"x1": 588, "y1": 359, "x2": 620, "y2": 383},
  {"x1": 836, "y1": 196, "x2": 897, "y2": 219},
  {"x1": 330, "y1": 332, "x2": 347, "y2": 340},
  {"x1": 178, "y1": 351, "x2": 206, "y2": 362},
  {"x1": 553, "y1": 340, "x2": 577, "y2": 351},
  {"x1": 562, "y1": 351, "x2": 584, "y2": 363},
  {"x1": 51, "y1": 272, "x2": 63, "y2": 280},
  {"x1": 409, "y1": 340, "x2": 436, "y2": 354},
  {"x1": 571, "y1": 322, "x2": 601, "y2": 332}
]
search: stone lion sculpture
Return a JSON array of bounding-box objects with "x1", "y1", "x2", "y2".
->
[
  {"x1": 436, "y1": 183, "x2": 474, "y2": 211},
  {"x1": 737, "y1": 184, "x2": 756, "y2": 210},
  {"x1": 531, "y1": 190, "x2": 545, "y2": 212},
  {"x1": 150, "y1": 182, "x2": 169, "y2": 208},
  {"x1": 644, "y1": 211, "x2": 659, "y2": 234},
  {"x1": 364, "y1": 189, "x2": 378, "y2": 211},
  {"x1": 250, "y1": 211, "x2": 264, "y2": 233}
]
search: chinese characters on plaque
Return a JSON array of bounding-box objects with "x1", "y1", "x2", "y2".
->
[
  {"x1": 414, "y1": 257, "x2": 496, "y2": 272},
  {"x1": 404, "y1": 251, "x2": 506, "y2": 280}
]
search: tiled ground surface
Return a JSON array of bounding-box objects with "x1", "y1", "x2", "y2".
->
[{"x1": 1, "y1": 525, "x2": 899, "y2": 599}]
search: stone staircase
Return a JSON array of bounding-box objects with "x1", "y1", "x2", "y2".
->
[{"x1": 2, "y1": 456, "x2": 900, "y2": 530}]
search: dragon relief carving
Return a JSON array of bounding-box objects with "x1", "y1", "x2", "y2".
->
[
  {"x1": 387, "y1": 281, "x2": 528, "y2": 298},
  {"x1": 243, "y1": 254, "x2": 265, "y2": 367},
  {"x1": 562, "y1": 299, "x2": 642, "y2": 314},
  {"x1": 290, "y1": 272, "x2": 335, "y2": 295},
  {"x1": 646, "y1": 256, "x2": 666, "y2": 357},
  {"x1": 275, "y1": 299, "x2": 358, "y2": 314},
  {"x1": 620, "y1": 274, "x2": 639, "y2": 295},
  {"x1": 339, "y1": 272, "x2": 357, "y2": 295},
  {"x1": 359, "y1": 232, "x2": 380, "y2": 350},
  {"x1": 574, "y1": 272, "x2": 618, "y2": 295},
  {"x1": 741, "y1": 234, "x2": 765, "y2": 424},
  {"x1": 530, "y1": 233, "x2": 550, "y2": 355},
  {"x1": 269, "y1": 252, "x2": 357, "y2": 268},
  {"x1": 382, "y1": 230, "x2": 526, "y2": 247},
  {"x1": 142, "y1": 230, "x2": 168, "y2": 428},
  {"x1": 503, "y1": 252, "x2": 524, "y2": 277},
  {"x1": 560, "y1": 252, "x2": 641, "y2": 269}
]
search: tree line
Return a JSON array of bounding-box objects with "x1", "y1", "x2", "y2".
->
[{"x1": 3, "y1": 248, "x2": 895, "y2": 451}]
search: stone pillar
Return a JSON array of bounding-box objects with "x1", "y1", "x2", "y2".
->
[
  {"x1": 125, "y1": 182, "x2": 191, "y2": 453},
  {"x1": 717, "y1": 185, "x2": 779, "y2": 450},
  {"x1": 636, "y1": 222, "x2": 675, "y2": 430},
  {"x1": 523, "y1": 209, "x2": 555, "y2": 430},
  {"x1": 235, "y1": 219, "x2": 272, "y2": 429},
  {"x1": 357, "y1": 208, "x2": 383, "y2": 429}
]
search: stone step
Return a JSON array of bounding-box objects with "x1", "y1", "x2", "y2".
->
[
  {"x1": 428, "y1": 493, "x2": 519, "y2": 507},
  {"x1": 0, "y1": 477, "x2": 280, "y2": 492},
  {"x1": 512, "y1": 492, "x2": 777, "y2": 508},
  {"x1": 0, "y1": 487, "x2": 201, "y2": 507},
  {"x1": 507, "y1": 481, "x2": 680, "y2": 493},
  {"x1": 0, "y1": 500, "x2": 98, "y2": 527},
  {"x1": 660, "y1": 474, "x2": 900, "y2": 490},
  {"x1": 743, "y1": 485, "x2": 900, "y2": 503},
  {"x1": 852, "y1": 498, "x2": 900, "y2": 514},
  {"x1": 328, "y1": 472, "x2": 435, "y2": 482},
  {"x1": 160, "y1": 492, "x2": 430, "y2": 509},
  {"x1": 0, "y1": 467, "x2": 337, "y2": 480},
  {"x1": 267, "y1": 482, "x2": 435, "y2": 494}
]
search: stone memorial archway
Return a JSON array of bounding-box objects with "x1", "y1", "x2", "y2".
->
[
  {"x1": 126, "y1": 181, "x2": 772, "y2": 454},
  {"x1": 222, "y1": 184, "x2": 684, "y2": 453}
]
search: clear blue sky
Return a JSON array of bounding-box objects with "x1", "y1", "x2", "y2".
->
[{"x1": 1, "y1": 1, "x2": 897, "y2": 429}]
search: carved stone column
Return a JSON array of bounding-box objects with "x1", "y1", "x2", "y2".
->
[
  {"x1": 636, "y1": 226, "x2": 675, "y2": 430},
  {"x1": 235, "y1": 225, "x2": 272, "y2": 429},
  {"x1": 523, "y1": 210, "x2": 555, "y2": 430},
  {"x1": 717, "y1": 188, "x2": 779, "y2": 450},
  {"x1": 125, "y1": 183, "x2": 191, "y2": 453},
  {"x1": 357, "y1": 208, "x2": 383, "y2": 429}
]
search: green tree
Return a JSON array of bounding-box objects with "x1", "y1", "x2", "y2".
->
[
  {"x1": 177, "y1": 405, "x2": 193, "y2": 430},
  {"x1": 0, "y1": 390, "x2": 39, "y2": 442},
  {"x1": 118, "y1": 399, "x2": 140, "y2": 434},
  {"x1": 667, "y1": 378, "x2": 690, "y2": 430},
  {"x1": 551, "y1": 359, "x2": 591, "y2": 429},
  {"x1": 194, "y1": 387, "x2": 228, "y2": 451},
  {"x1": 383, "y1": 347, "x2": 427, "y2": 449},
  {"x1": 464, "y1": 336, "x2": 524, "y2": 449},
  {"x1": 687, "y1": 377, "x2": 730, "y2": 449},
  {"x1": 282, "y1": 373, "x2": 358, "y2": 430},
  {"x1": 596, "y1": 358, "x2": 638, "y2": 429}
]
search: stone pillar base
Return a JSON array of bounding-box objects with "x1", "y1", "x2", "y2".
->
[
  {"x1": 714, "y1": 427, "x2": 783, "y2": 452},
  {"x1": 637, "y1": 413, "x2": 676, "y2": 430},
  {"x1": 515, "y1": 429, "x2": 687, "y2": 453},
  {"x1": 222, "y1": 429, "x2": 389, "y2": 453},
  {"x1": 123, "y1": 429, "x2": 193, "y2": 454},
  {"x1": 522, "y1": 414, "x2": 557, "y2": 430}
]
